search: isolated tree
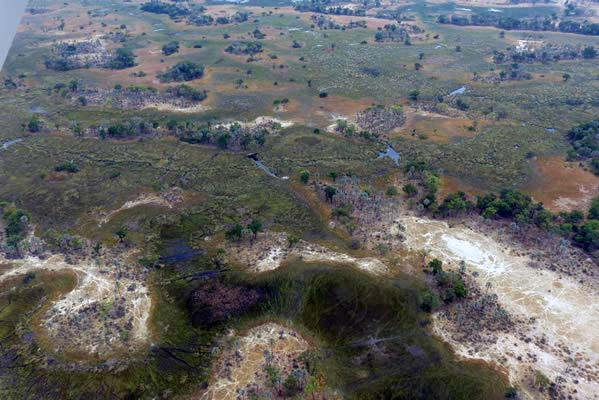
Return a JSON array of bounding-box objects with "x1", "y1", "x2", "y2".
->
[
  {"x1": 217, "y1": 132, "x2": 230, "y2": 149},
  {"x1": 225, "y1": 223, "x2": 243, "y2": 241},
  {"x1": 28, "y1": 115, "x2": 41, "y2": 132},
  {"x1": 583, "y1": 46, "x2": 597, "y2": 59},
  {"x1": 162, "y1": 41, "x2": 180, "y2": 56},
  {"x1": 300, "y1": 170, "x2": 310, "y2": 184},
  {"x1": 428, "y1": 258, "x2": 443, "y2": 275},
  {"x1": 287, "y1": 234, "x2": 300, "y2": 248},
  {"x1": 575, "y1": 220, "x2": 599, "y2": 251},
  {"x1": 324, "y1": 186, "x2": 337, "y2": 202},
  {"x1": 115, "y1": 226, "x2": 128, "y2": 242},
  {"x1": 589, "y1": 196, "x2": 599, "y2": 219},
  {"x1": 402, "y1": 183, "x2": 418, "y2": 197},
  {"x1": 247, "y1": 219, "x2": 263, "y2": 240},
  {"x1": 409, "y1": 89, "x2": 420, "y2": 101}
]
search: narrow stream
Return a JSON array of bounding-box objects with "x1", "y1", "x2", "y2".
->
[
  {"x1": 448, "y1": 86, "x2": 466, "y2": 96},
  {"x1": 247, "y1": 153, "x2": 278, "y2": 178},
  {"x1": 377, "y1": 143, "x2": 400, "y2": 165},
  {"x1": 1, "y1": 137, "x2": 23, "y2": 150}
]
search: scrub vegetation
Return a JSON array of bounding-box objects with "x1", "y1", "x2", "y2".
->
[{"x1": 2, "y1": 0, "x2": 599, "y2": 398}]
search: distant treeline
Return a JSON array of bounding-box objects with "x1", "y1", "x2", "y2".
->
[
  {"x1": 294, "y1": 0, "x2": 369, "y2": 15},
  {"x1": 437, "y1": 14, "x2": 599, "y2": 36},
  {"x1": 140, "y1": 1, "x2": 191, "y2": 18}
]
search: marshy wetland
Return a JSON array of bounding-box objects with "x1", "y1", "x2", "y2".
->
[{"x1": 3, "y1": 0, "x2": 599, "y2": 398}]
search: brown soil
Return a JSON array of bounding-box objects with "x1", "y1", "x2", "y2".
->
[
  {"x1": 527, "y1": 156, "x2": 599, "y2": 212},
  {"x1": 438, "y1": 175, "x2": 485, "y2": 201},
  {"x1": 394, "y1": 109, "x2": 482, "y2": 143}
]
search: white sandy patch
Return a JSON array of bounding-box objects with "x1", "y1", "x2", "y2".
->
[
  {"x1": 326, "y1": 115, "x2": 350, "y2": 133},
  {"x1": 300, "y1": 247, "x2": 387, "y2": 275},
  {"x1": 143, "y1": 102, "x2": 210, "y2": 113},
  {"x1": 0, "y1": 253, "x2": 151, "y2": 357},
  {"x1": 397, "y1": 215, "x2": 599, "y2": 399},
  {"x1": 97, "y1": 188, "x2": 182, "y2": 226},
  {"x1": 253, "y1": 116, "x2": 294, "y2": 128},
  {"x1": 201, "y1": 323, "x2": 308, "y2": 400},
  {"x1": 219, "y1": 116, "x2": 294, "y2": 130},
  {"x1": 229, "y1": 232, "x2": 388, "y2": 275}
]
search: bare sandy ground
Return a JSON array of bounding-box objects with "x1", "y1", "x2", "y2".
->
[
  {"x1": 0, "y1": 252, "x2": 151, "y2": 359},
  {"x1": 227, "y1": 232, "x2": 388, "y2": 275},
  {"x1": 397, "y1": 215, "x2": 599, "y2": 399},
  {"x1": 96, "y1": 187, "x2": 183, "y2": 226},
  {"x1": 143, "y1": 102, "x2": 211, "y2": 113},
  {"x1": 199, "y1": 322, "x2": 309, "y2": 400},
  {"x1": 219, "y1": 116, "x2": 295, "y2": 130}
]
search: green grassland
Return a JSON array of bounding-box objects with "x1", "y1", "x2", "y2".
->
[{"x1": 6, "y1": 0, "x2": 599, "y2": 191}]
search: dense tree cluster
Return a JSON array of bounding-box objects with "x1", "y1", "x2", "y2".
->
[
  {"x1": 356, "y1": 104, "x2": 405, "y2": 135},
  {"x1": 189, "y1": 11, "x2": 249, "y2": 26},
  {"x1": 107, "y1": 48, "x2": 136, "y2": 69},
  {"x1": 167, "y1": 84, "x2": 207, "y2": 102},
  {"x1": 422, "y1": 259, "x2": 468, "y2": 309},
  {"x1": 435, "y1": 188, "x2": 599, "y2": 253},
  {"x1": 310, "y1": 14, "x2": 367, "y2": 30},
  {"x1": 45, "y1": 43, "x2": 136, "y2": 71},
  {"x1": 1, "y1": 202, "x2": 30, "y2": 248},
  {"x1": 98, "y1": 118, "x2": 154, "y2": 139},
  {"x1": 158, "y1": 61, "x2": 204, "y2": 82},
  {"x1": 566, "y1": 120, "x2": 599, "y2": 174},
  {"x1": 174, "y1": 120, "x2": 272, "y2": 150},
  {"x1": 225, "y1": 42, "x2": 263, "y2": 56},
  {"x1": 294, "y1": 0, "x2": 367, "y2": 16},
  {"x1": 475, "y1": 190, "x2": 553, "y2": 227},
  {"x1": 334, "y1": 119, "x2": 378, "y2": 141},
  {"x1": 374, "y1": 24, "x2": 421, "y2": 43},
  {"x1": 492, "y1": 45, "x2": 598, "y2": 65},
  {"x1": 140, "y1": 1, "x2": 190, "y2": 18},
  {"x1": 162, "y1": 41, "x2": 180, "y2": 56},
  {"x1": 438, "y1": 13, "x2": 599, "y2": 36},
  {"x1": 403, "y1": 158, "x2": 599, "y2": 253},
  {"x1": 54, "y1": 160, "x2": 80, "y2": 173},
  {"x1": 45, "y1": 41, "x2": 135, "y2": 71},
  {"x1": 189, "y1": 14, "x2": 213, "y2": 26}
]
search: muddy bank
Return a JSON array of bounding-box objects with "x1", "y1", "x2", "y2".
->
[{"x1": 397, "y1": 215, "x2": 599, "y2": 399}]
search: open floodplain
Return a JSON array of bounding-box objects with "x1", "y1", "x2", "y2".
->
[{"x1": 2, "y1": 0, "x2": 599, "y2": 399}]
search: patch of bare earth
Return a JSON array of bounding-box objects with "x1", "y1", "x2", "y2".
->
[
  {"x1": 395, "y1": 108, "x2": 482, "y2": 143},
  {"x1": 0, "y1": 250, "x2": 152, "y2": 361},
  {"x1": 143, "y1": 102, "x2": 210, "y2": 113},
  {"x1": 96, "y1": 187, "x2": 184, "y2": 226},
  {"x1": 527, "y1": 156, "x2": 599, "y2": 212},
  {"x1": 396, "y1": 215, "x2": 599, "y2": 399},
  {"x1": 198, "y1": 323, "x2": 309, "y2": 400},
  {"x1": 227, "y1": 232, "x2": 388, "y2": 275}
]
